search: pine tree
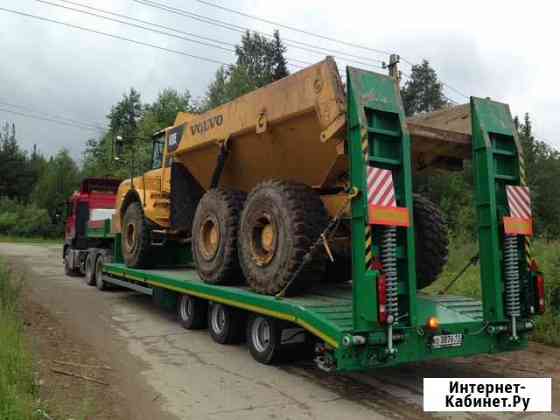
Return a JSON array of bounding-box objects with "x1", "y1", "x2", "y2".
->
[
  {"x1": 401, "y1": 60, "x2": 448, "y2": 116},
  {"x1": 204, "y1": 30, "x2": 290, "y2": 109}
]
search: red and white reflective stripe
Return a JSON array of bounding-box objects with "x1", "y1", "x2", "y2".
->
[
  {"x1": 506, "y1": 186, "x2": 532, "y2": 219},
  {"x1": 367, "y1": 166, "x2": 396, "y2": 207}
]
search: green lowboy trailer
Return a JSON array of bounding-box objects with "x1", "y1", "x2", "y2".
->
[{"x1": 90, "y1": 66, "x2": 544, "y2": 373}]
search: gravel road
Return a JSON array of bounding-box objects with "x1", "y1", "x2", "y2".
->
[{"x1": 1, "y1": 242, "x2": 558, "y2": 420}]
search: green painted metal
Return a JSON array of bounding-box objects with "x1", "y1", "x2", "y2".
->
[
  {"x1": 470, "y1": 97, "x2": 528, "y2": 322},
  {"x1": 86, "y1": 219, "x2": 113, "y2": 239},
  {"x1": 103, "y1": 261, "x2": 527, "y2": 372},
  {"x1": 346, "y1": 67, "x2": 416, "y2": 331}
]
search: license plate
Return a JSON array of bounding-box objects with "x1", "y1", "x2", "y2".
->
[{"x1": 432, "y1": 333, "x2": 463, "y2": 349}]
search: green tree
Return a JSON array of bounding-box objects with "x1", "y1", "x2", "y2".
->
[
  {"x1": 204, "y1": 30, "x2": 289, "y2": 109},
  {"x1": 82, "y1": 88, "x2": 199, "y2": 179},
  {"x1": 144, "y1": 88, "x2": 198, "y2": 128},
  {"x1": 516, "y1": 114, "x2": 560, "y2": 237},
  {"x1": 108, "y1": 88, "x2": 143, "y2": 139},
  {"x1": 0, "y1": 122, "x2": 25, "y2": 199},
  {"x1": 401, "y1": 60, "x2": 448, "y2": 116},
  {"x1": 32, "y1": 149, "x2": 80, "y2": 223}
]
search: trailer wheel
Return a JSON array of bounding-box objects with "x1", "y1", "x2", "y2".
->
[
  {"x1": 414, "y1": 194, "x2": 449, "y2": 289},
  {"x1": 84, "y1": 251, "x2": 97, "y2": 286},
  {"x1": 192, "y1": 189, "x2": 245, "y2": 285},
  {"x1": 177, "y1": 294, "x2": 207, "y2": 330},
  {"x1": 122, "y1": 202, "x2": 153, "y2": 268},
  {"x1": 246, "y1": 315, "x2": 282, "y2": 364},
  {"x1": 238, "y1": 180, "x2": 328, "y2": 296},
  {"x1": 207, "y1": 303, "x2": 245, "y2": 344}
]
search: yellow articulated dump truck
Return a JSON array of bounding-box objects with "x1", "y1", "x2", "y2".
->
[{"x1": 113, "y1": 57, "x2": 468, "y2": 296}]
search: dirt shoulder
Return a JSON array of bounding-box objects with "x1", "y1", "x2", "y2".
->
[
  {"x1": 22, "y1": 289, "x2": 127, "y2": 420},
  {"x1": 4, "y1": 245, "x2": 177, "y2": 420}
]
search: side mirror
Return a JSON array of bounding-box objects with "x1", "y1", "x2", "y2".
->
[{"x1": 113, "y1": 135, "x2": 125, "y2": 161}]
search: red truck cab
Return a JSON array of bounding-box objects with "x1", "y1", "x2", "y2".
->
[{"x1": 63, "y1": 178, "x2": 121, "y2": 276}]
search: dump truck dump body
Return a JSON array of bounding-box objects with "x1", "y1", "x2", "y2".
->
[{"x1": 170, "y1": 57, "x2": 347, "y2": 191}]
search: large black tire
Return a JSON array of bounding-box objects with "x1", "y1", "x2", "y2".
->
[
  {"x1": 246, "y1": 315, "x2": 282, "y2": 365},
  {"x1": 85, "y1": 250, "x2": 100, "y2": 286},
  {"x1": 95, "y1": 253, "x2": 109, "y2": 291},
  {"x1": 177, "y1": 294, "x2": 208, "y2": 330},
  {"x1": 121, "y1": 202, "x2": 152, "y2": 268},
  {"x1": 63, "y1": 247, "x2": 81, "y2": 277},
  {"x1": 246, "y1": 315, "x2": 312, "y2": 365},
  {"x1": 414, "y1": 194, "x2": 449, "y2": 289},
  {"x1": 238, "y1": 180, "x2": 329, "y2": 296},
  {"x1": 207, "y1": 303, "x2": 245, "y2": 345},
  {"x1": 192, "y1": 189, "x2": 245, "y2": 285}
]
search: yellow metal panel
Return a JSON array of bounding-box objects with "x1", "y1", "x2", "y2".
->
[{"x1": 172, "y1": 58, "x2": 346, "y2": 192}]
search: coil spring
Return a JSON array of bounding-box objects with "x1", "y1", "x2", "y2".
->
[
  {"x1": 381, "y1": 227, "x2": 398, "y2": 318},
  {"x1": 504, "y1": 234, "x2": 521, "y2": 317}
]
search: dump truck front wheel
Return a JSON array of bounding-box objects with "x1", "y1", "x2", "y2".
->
[
  {"x1": 121, "y1": 202, "x2": 152, "y2": 268},
  {"x1": 192, "y1": 188, "x2": 245, "y2": 284},
  {"x1": 238, "y1": 180, "x2": 328, "y2": 296},
  {"x1": 414, "y1": 194, "x2": 449, "y2": 289}
]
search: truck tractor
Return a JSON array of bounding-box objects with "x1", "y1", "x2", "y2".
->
[
  {"x1": 113, "y1": 57, "x2": 469, "y2": 296},
  {"x1": 63, "y1": 177, "x2": 121, "y2": 283}
]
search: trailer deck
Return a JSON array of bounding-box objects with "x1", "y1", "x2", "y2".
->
[{"x1": 102, "y1": 262, "x2": 520, "y2": 372}]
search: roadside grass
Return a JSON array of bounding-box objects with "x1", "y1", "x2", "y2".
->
[
  {"x1": 0, "y1": 236, "x2": 61, "y2": 245},
  {"x1": 0, "y1": 259, "x2": 36, "y2": 420},
  {"x1": 427, "y1": 236, "x2": 560, "y2": 346}
]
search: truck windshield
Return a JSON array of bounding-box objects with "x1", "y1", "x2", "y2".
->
[{"x1": 151, "y1": 137, "x2": 165, "y2": 170}]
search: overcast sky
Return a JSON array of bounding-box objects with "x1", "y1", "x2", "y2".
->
[{"x1": 0, "y1": 0, "x2": 558, "y2": 162}]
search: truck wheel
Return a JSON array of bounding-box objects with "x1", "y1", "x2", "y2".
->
[
  {"x1": 84, "y1": 251, "x2": 97, "y2": 286},
  {"x1": 192, "y1": 189, "x2": 245, "y2": 285},
  {"x1": 63, "y1": 248, "x2": 80, "y2": 277},
  {"x1": 177, "y1": 294, "x2": 207, "y2": 330},
  {"x1": 64, "y1": 250, "x2": 73, "y2": 276},
  {"x1": 122, "y1": 202, "x2": 152, "y2": 268},
  {"x1": 95, "y1": 253, "x2": 111, "y2": 291},
  {"x1": 246, "y1": 315, "x2": 281, "y2": 364},
  {"x1": 238, "y1": 180, "x2": 328, "y2": 296},
  {"x1": 414, "y1": 194, "x2": 449, "y2": 289},
  {"x1": 207, "y1": 303, "x2": 245, "y2": 344}
]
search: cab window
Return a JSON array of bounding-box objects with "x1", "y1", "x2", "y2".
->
[{"x1": 151, "y1": 136, "x2": 165, "y2": 170}]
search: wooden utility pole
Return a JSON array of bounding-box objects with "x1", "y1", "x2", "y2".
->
[{"x1": 385, "y1": 54, "x2": 401, "y2": 87}]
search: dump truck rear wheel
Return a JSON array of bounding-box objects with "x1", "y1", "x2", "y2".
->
[
  {"x1": 177, "y1": 294, "x2": 207, "y2": 330},
  {"x1": 192, "y1": 189, "x2": 245, "y2": 285},
  {"x1": 414, "y1": 194, "x2": 449, "y2": 289},
  {"x1": 238, "y1": 180, "x2": 328, "y2": 296},
  {"x1": 122, "y1": 202, "x2": 152, "y2": 268},
  {"x1": 207, "y1": 303, "x2": 245, "y2": 344}
]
